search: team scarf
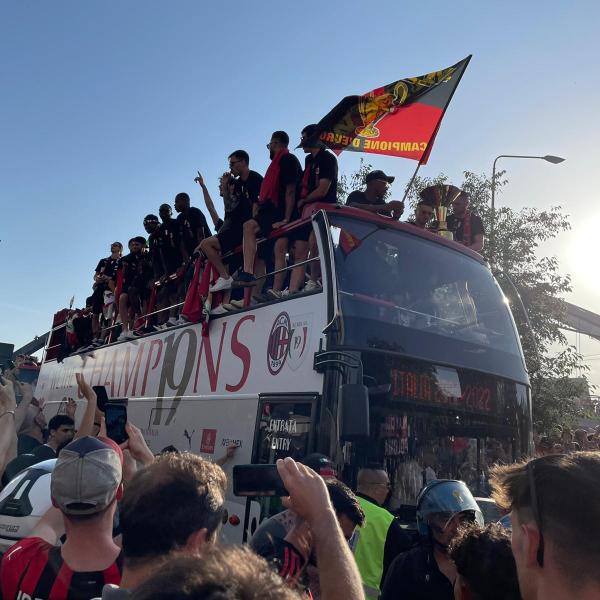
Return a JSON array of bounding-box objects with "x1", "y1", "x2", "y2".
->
[
  {"x1": 259, "y1": 148, "x2": 289, "y2": 207},
  {"x1": 182, "y1": 258, "x2": 219, "y2": 337}
]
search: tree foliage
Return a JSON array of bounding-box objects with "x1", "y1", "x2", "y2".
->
[{"x1": 340, "y1": 163, "x2": 589, "y2": 432}]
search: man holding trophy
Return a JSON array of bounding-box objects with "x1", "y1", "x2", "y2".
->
[
  {"x1": 447, "y1": 191, "x2": 485, "y2": 252},
  {"x1": 417, "y1": 185, "x2": 485, "y2": 253}
]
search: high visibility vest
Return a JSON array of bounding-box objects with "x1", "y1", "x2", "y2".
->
[{"x1": 353, "y1": 496, "x2": 395, "y2": 599}]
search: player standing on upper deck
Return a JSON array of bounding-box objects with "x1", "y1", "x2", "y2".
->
[{"x1": 288, "y1": 124, "x2": 338, "y2": 294}]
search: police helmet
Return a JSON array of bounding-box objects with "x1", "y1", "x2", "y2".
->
[{"x1": 416, "y1": 479, "x2": 484, "y2": 537}]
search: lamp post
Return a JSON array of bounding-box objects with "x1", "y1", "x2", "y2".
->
[{"x1": 490, "y1": 154, "x2": 565, "y2": 266}]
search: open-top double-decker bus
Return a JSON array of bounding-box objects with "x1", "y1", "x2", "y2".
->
[{"x1": 32, "y1": 204, "x2": 532, "y2": 542}]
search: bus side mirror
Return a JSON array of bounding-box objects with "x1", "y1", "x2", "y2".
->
[{"x1": 340, "y1": 384, "x2": 370, "y2": 441}]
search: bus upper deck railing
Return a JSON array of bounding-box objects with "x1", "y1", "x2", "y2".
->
[
  {"x1": 42, "y1": 223, "x2": 323, "y2": 362},
  {"x1": 43, "y1": 203, "x2": 483, "y2": 361}
]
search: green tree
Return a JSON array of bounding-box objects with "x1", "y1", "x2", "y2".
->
[
  {"x1": 337, "y1": 158, "x2": 373, "y2": 203},
  {"x1": 408, "y1": 170, "x2": 589, "y2": 431},
  {"x1": 340, "y1": 164, "x2": 589, "y2": 432}
]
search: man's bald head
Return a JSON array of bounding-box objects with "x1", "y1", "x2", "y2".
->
[{"x1": 357, "y1": 469, "x2": 390, "y2": 506}]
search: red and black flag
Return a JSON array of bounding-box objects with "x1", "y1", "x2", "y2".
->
[{"x1": 306, "y1": 56, "x2": 471, "y2": 164}]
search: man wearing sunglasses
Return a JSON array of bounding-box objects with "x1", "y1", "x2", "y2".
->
[
  {"x1": 209, "y1": 150, "x2": 262, "y2": 293},
  {"x1": 491, "y1": 453, "x2": 600, "y2": 600},
  {"x1": 381, "y1": 479, "x2": 483, "y2": 600},
  {"x1": 346, "y1": 170, "x2": 405, "y2": 219}
]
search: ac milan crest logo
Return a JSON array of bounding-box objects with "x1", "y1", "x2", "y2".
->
[{"x1": 267, "y1": 312, "x2": 291, "y2": 375}]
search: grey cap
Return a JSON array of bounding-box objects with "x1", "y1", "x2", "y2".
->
[{"x1": 51, "y1": 436, "x2": 123, "y2": 515}]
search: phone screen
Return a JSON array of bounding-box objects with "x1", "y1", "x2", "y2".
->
[
  {"x1": 233, "y1": 464, "x2": 288, "y2": 497},
  {"x1": 104, "y1": 403, "x2": 128, "y2": 444},
  {"x1": 92, "y1": 385, "x2": 110, "y2": 413}
]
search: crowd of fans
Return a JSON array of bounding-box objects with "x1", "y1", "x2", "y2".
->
[
  {"x1": 50, "y1": 126, "x2": 485, "y2": 354},
  {"x1": 534, "y1": 423, "x2": 600, "y2": 455},
  {"x1": 1, "y1": 371, "x2": 599, "y2": 599}
]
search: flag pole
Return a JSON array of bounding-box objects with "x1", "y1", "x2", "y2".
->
[{"x1": 401, "y1": 161, "x2": 423, "y2": 203}]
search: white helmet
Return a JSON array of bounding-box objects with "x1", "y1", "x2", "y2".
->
[{"x1": 0, "y1": 459, "x2": 55, "y2": 554}]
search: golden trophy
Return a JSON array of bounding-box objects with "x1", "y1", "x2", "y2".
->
[{"x1": 419, "y1": 184, "x2": 462, "y2": 241}]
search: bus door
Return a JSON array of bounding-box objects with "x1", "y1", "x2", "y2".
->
[{"x1": 241, "y1": 393, "x2": 319, "y2": 542}]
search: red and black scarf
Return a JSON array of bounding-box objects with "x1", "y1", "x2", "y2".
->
[{"x1": 259, "y1": 149, "x2": 288, "y2": 207}]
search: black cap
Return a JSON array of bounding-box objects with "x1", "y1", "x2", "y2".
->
[
  {"x1": 159, "y1": 203, "x2": 172, "y2": 212},
  {"x1": 365, "y1": 170, "x2": 395, "y2": 184},
  {"x1": 133, "y1": 236, "x2": 147, "y2": 247},
  {"x1": 143, "y1": 214, "x2": 159, "y2": 224},
  {"x1": 301, "y1": 453, "x2": 337, "y2": 478}
]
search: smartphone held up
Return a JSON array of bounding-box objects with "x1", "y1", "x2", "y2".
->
[{"x1": 233, "y1": 464, "x2": 288, "y2": 497}]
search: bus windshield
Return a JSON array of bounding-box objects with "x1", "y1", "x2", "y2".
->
[{"x1": 329, "y1": 214, "x2": 527, "y2": 383}]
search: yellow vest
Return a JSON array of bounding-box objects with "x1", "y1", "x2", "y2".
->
[{"x1": 353, "y1": 496, "x2": 395, "y2": 599}]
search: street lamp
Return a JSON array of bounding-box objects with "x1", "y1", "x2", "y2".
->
[{"x1": 490, "y1": 154, "x2": 565, "y2": 265}]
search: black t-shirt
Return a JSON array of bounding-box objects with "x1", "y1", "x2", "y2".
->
[
  {"x1": 95, "y1": 257, "x2": 120, "y2": 283},
  {"x1": 346, "y1": 190, "x2": 385, "y2": 207},
  {"x1": 276, "y1": 153, "x2": 302, "y2": 210},
  {"x1": 381, "y1": 544, "x2": 454, "y2": 600},
  {"x1": 304, "y1": 148, "x2": 338, "y2": 203},
  {"x1": 31, "y1": 444, "x2": 57, "y2": 460},
  {"x1": 158, "y1": 218, "x2": 183, "y2": 273},
  {"x1": 235, "y1": 170, "x2": 263, "y2": 207},
  {"x1": 446, "y1": 212, "x2": 485, "y2": 245},
  {"x1": 119, "y1": 252, "x2": 152, "y2": 287},
  {"x1": 147, "y1": 231, "x2": 163, "y2": 279},
  {"x1": 177, "y1": 207, "x2": 212, "y2": 257},
  {"x1": 219, "y1": 170, "x2": 262, "y2": 233}
]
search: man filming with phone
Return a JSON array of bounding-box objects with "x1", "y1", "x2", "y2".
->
[{"x1": 246, "y1": 458, "x2": 364, "y2": 600}]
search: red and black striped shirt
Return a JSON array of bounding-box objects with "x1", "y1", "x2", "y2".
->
[{"x1": 0, "y1": 537, "x2": 123, "y2": 600}]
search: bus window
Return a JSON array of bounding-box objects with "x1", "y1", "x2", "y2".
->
[
  {"x1": 328, "y1": 214, "x2": 527, "y2": 383},
  {"x1": 252, "y1": 395, "x2": 317, "y2": 520},
  {"x1": 355, "y1": 354, "x2": 531, "y2": 506}
]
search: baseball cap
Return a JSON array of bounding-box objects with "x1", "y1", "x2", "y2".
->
[
  {"x1": 51, "y1": 436, "x2": 123, "y2": 515},
  {"x1": 301, "y1": 453, "x2": 337, "y2": 478},
  {"x1": 365, "y1": 170, "x2": 395, "y2": 184},
  {"x1": 143, "y1": 214, "x2": 159, "y2": 224}
]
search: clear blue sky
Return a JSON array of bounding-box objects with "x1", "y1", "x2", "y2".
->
[{"x1": 2, "y1": 0, "x2": 599, "y2": 384}]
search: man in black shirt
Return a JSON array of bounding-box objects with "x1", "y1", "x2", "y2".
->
[
  {"x1": 381, "y1": 480, "x2": 483, "y2": 600},
  {"x1": 143, "y1": 214, "x2": 168, "y2": 328},
  {"x1": 117, "y1": 238, "x2": 153, "y2": 341},
  {"x1": 289, "y1": 124, "x2": 339, "y2": 294},
  {"x1": 174, "y1": 192, "x2": 211, "y2": 294},
  {"x1": 91, "y1": 241, "x2": 122, "y2": 344},
  {"x1": 346, "y1": 170, "x2": 404, "y2": 219},
  {"x1": 159, "y1": 203, "x2": 183, "y2": 274},
  {"x1": 157, "y1": 203, "x2": 185, "y2": 327},
  {"x1": 205, "y1": 150, "x2": 262, "y2": 294},
  {"x1": 143, "y1": 214, "x2": 163, "y2": 282},
  {"x1": 234, "y1": 132, "x2": 300, "y2": 295},
  {"x1": 447, "y1": 191, "x2": 485, "y2": 252}
]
